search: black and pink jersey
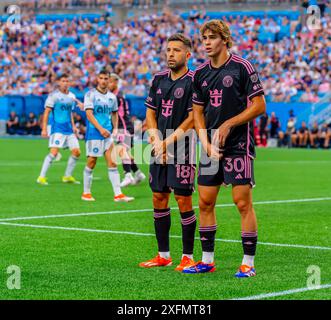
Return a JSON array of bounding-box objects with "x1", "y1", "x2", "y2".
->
[
  {"x1": 145, "y1": 69, "x2": 194, "y2": 136},
  {"x1": 116, "y1": 91, "x2": 134, "y2": 135},
  {"x1": 192, "y1": 53, "x2": 264, "y2": 158},
  {"x1": 145, "y1": 69, "x2": 195, "y2": 163}
]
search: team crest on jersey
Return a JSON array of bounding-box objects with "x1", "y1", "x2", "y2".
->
[
  {"x1": 250, "y1": 74, "x2": 258, "y2": 83},
  {"x1": 209, "y1": 89, "x2": 223, "y2": 108},
  {"x1": 222, "y1": 75, "x2": 233, "y2": 88},
  {"x1": 174, "y1": 88, "x2": 184, "y2": 99},
  {"x1": 161, "y1": 99, "x2": 174, "y2": 117}
]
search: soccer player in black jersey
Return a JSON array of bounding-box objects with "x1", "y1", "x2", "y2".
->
[
  {"x1": 140, "y1": 34, "x2": 197, "y2": 271},
  {"x1": 109, "y1": 73, "x2": 146, "y2": 187},
  {"x1": 183, "y1": 20, "x2": 266, "y2": 276}
]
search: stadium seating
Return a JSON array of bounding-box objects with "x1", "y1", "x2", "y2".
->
[{"x1": 0, "y1": 9, "x2": 329, "y2": 125}]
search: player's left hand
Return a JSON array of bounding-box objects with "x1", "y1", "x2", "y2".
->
[{"x1": 213, "y1": 121, "x2": 233, "y2": 148}]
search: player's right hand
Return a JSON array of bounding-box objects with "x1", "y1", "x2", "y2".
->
[
  {"x1": 152, "y1": 139, "x2": 165, "y2": 158},
  {"x1": 100, "y1": 128, "x2": 111, "y2": 138},
  {"x1": 41, "y1": 129, "x2": 48, "y2": 138}
]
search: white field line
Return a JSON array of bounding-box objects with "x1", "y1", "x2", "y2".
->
[
  {"x1": 232, "y1": 284, "x2": 331, "y2": 300},
  {"x1": 0, "y1": 197, "x2": 330, "y2": 223},
  {"x1": 0, "y1": 222, "x2": 330, "y2": 251}
]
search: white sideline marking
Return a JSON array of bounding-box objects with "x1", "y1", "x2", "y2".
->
[
  {"x1": 0, "y1": 222, "x2": 330, "y2": 251},
  {"x1": 0, "y1": 197, "x2": 330, "y2": 222},
  {"x1": 232, "y1": 284, "x2": 331, "y2": 300}
]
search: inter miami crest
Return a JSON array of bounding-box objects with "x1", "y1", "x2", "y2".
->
[
  {"x1": 222, "y1": 75, "x2": 233, "y2": 88},
  {"x1": 174, "y1": 88, "x2": 184, "y2": 99}
]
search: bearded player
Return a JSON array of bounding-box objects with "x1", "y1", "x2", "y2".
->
[
  {"x1": 82, "y1": 70, "x2": 134, "y2": 203},
  {"x1": 139, "y1": 34, "x2": 197, "y2": 271}
]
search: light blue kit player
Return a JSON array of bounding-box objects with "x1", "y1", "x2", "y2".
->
[
  {"x1": 82, "y1": 70, "x2": 134, "y2": 203},
  {"x1": 37, "y1": 74, "x2": 83, "y2": 185}
]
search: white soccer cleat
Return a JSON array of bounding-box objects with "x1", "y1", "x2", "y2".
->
[
  {"x1": 114, "y1": 194, "x2": 134, "y2": 202},
  {"x1": 133, "y1": 170, "x2": 146, "y2": 185},
  {"x1": 120, "y1": 173, "x2": 135, "y2": 188}
]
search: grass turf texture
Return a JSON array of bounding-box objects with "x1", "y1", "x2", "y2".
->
[{"x1": 0, "y1": 138, "x2": 330, "y2": 300}]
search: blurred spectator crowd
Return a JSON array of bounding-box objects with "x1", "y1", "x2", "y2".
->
[
  {"x1": 0, "y1": 6, "x2": 330, "y2": 102},
  {"x1": 5, "y1": 110, "x2": 146, "y2": 140},
  {"x1": 19, "y1": 0, "x2": 153, "y2": 10},
  {"x1": 255, "y1": 111, "x2": 331, "y2": 149},
  {"x1": 6, "y1": 110, "x2": 87, "y2": 138}
]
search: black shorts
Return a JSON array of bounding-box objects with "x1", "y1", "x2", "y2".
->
[
  {"x1": 197, "y1": 153, "x2": 255, "y2": 187},
  {"x1": 149, "y1": 163, "x2": 196, "y2": 196},
  {"x1": 115, "y1": 132, "x2": 134, "y2": 149}
]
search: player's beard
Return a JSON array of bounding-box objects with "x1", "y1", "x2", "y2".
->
[
  {"x1": 168, "y1": 61, "x2": 186, "y2": 72},
  {"x1": 98, "y1": 83, "x2": 108, "y2": 91}
]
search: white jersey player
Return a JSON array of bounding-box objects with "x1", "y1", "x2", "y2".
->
[
  {"x1": 37, "y1": 74, "x2": 83, "y2": 185},
  {"x1": 82, "y1": 70, "x2": 134, "y2": 202}
]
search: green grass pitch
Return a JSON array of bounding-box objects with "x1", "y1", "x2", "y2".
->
[{"x1": 0, "y1": 138, "x2": 330, "y2": 300}]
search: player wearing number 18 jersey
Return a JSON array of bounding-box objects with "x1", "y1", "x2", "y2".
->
[
  {"x1": 183, "y1": 20, "x2": 266, "y2": 276},
  {"x1": 139, "y1": 34, "x2": 197, "y2": 271}
]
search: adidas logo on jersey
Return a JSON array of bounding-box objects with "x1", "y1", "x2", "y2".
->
[
  {"x1": 157, "y1": 89, "x2": 162, "y2": 94},
  {"x1": 235, "y1": 173, "x2": 243, "y2": 179},
  {"x1": 202, "y1": 81, "x2": 208, "y2": 87}
]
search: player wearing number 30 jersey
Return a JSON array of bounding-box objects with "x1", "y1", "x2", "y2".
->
[
  {"x1": 183, "y1": 20, "x2": 266, "y2": 276},
  {"x1": 140, "y1": 34, "x2": 197, "y2": 271}
]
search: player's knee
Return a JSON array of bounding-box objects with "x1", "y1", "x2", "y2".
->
[
  {"x1": 153, "y1": 193, "x2": 169, "y2": 208},
  {"x1": 50, "y1": 149, "x2": 58, "y2": 157},
  {"x1": 87, "y1": 157, "x2": 97, "y2": 169},
  {"x1": 199, "y1": 196, "x2": 216, "y2": 213},
  {"x1": 234, "y1": 199, "x2": 251, "y2": 215},
  {"x1": 118, "y1": 148, "x2": 126, "y2": 159},
  {"x1": 107, "y1": 160, "x2": 116, "y2": 168},
  {"x1": 174, "y1": 195, "x2": 192, "y2": 212},
  {"x1": 72, "y1": 149, "x2": 81, "y2": 158}
]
